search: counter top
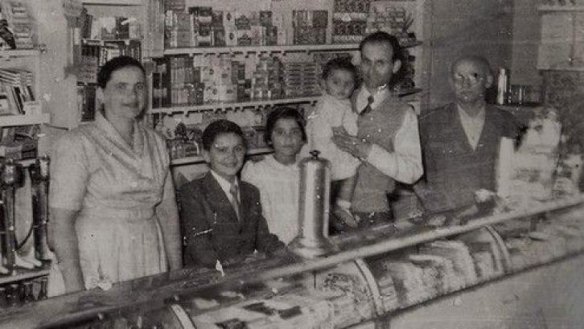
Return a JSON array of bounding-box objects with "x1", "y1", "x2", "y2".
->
[{"x1": 2, "y1": 195, "x2": 584, "y2": 328}]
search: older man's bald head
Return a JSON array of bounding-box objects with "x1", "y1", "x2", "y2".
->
[{"x1": 450, "y1": 55, "x2": 493, "y2": 78}]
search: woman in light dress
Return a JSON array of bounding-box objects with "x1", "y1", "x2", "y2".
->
[{"x1": 48, "y1": 56, "x2": 182, "y2": 294}]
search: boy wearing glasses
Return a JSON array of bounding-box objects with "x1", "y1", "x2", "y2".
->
[{"x1": 414, "y1": 55, "x2": 522, "y2": 218}]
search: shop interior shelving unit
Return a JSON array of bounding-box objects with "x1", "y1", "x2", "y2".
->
[{"x1": 0, "y1": 48, "x2": 51, "y2": 288}]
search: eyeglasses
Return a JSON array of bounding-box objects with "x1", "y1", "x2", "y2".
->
[{"x1": 452, "y1": 73, "x2": 484, "y2": 86}]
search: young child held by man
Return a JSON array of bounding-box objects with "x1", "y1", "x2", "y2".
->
[{"x1": 304, "y1": 57, "x2": 361, "y2": 232}]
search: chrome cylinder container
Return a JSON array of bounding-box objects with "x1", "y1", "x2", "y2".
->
[{"x1": 289, "y1": 151, "x2": 338, "y2": 258}]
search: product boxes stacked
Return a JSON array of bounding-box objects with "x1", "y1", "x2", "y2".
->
[
  {"x1": 332, "y1": 0, "x2": 370, "y2": 44},
  {"x1": 1, "y1": 0, "x2": 34, "y2": 49},
  {"x1": 250, "y1": 55, "x2": 282, "y2": 100},
  {"x1": 292, "y1": 10, "x2": 328, "y2": 45},
  {"x1": 367, "y1": 1, "x2": 417, "y2": 46},
  {"x1": 281, "y1": 61, "x2": 320, "y2": 98},
  {"x1": 165, "y1": 7, "x2": 283, "y2": 48}
]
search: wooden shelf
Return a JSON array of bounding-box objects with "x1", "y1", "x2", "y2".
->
[
  {"x1": 163, "y1": 41, "x2": 421, "y2": 56},
  {"x1": 0, "y1": 266, "x2": 50, "y2": 286},
  {"x1": 82, "y1": 38, "x2": 142, "y2": 46},
  {"x1": 171, "y1": 147, "x2": 273, "y2": 166},
  {"x1": 538, "y1": 5, "x2": 584, "y2": 12},
  {"x1": 151, "y1": 96, "x2": 319, "y2": 115},
  {"x1": 81, "y1": 0, "x2": 142, "y2": 5},
  {"x1": 164, "y1": 44, "x2": 360, "y2": 56},
  {"x1": 153, "y1": 89, "x2": 422, "y2": 115},
  {"x1": 0, "y1": 49, "x2": 40, "y2": 59},
  {"x1": 0, "y1": 113, "x2": 50, "y2": 127}
]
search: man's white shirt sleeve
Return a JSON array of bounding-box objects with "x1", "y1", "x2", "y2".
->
[{"x1": 365, "y1": 108, "x2": 423, "y2": 184}]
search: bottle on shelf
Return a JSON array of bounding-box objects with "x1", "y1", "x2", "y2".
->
[{"x1": 496, "y1": 68, "x2": 508, "y2": 106}]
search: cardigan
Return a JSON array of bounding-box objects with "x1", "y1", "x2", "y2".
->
[
  {"x1": 352, "y1": 91, "x2": 415, "y2": 213},
  {"x1": 416, "y1": 103, "x2": 522, "y2": 213}
]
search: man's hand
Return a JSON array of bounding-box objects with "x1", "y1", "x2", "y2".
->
[{"x1": 332, "y1": 129, "x2": 371, "y2": 160}]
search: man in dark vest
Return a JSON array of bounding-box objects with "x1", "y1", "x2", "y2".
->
[
  {"x1": 415, "y1": 55, "x2": 522, "y2": 219},
  {"x1": 332, "y1": 32, "x2": 423, "y2": 227}
]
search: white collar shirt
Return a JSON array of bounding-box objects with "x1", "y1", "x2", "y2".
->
[
  {"x1": 457, "y1": 105, "x2": 486, "y2": 151},
  {"x1": 355, "y1": 85, "x2": 390, "y2": 114},
  {"x1": 210, "y1": 170, "x2": 240, "y2": 205}
]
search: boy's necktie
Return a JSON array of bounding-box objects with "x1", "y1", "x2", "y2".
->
[
  {"x1": 229, "y1": 183, "x2": 241, "y2": 222},
  {"x1": 360, "y1": 95, "x2": 375, "y2": 115}
]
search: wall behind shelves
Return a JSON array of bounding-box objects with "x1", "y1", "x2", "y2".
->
[
  {"x1": 28, "y1": 0, "x2": 78, "y2": 153},
  {"x1": 424, "y1": 0, "x2": 514, "y2": 110},
  {"x1": 510, "y1": 0, "x2": 542, "y2": 87}
]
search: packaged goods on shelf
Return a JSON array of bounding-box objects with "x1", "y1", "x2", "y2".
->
[
  {"x1": 332, "y1": 0, "x2": 370, "y2": 44},
  {"x1": 367, "y1": 1, "x2": 417, "y2": 45},
  {"x1": 292, "y1": 10, "x2": 328, "y2": 45},
  {"x1": 81, "y1": 14, "x2": 141, "y2": 41},
  {"x1": 1, "y1": 0, "x2": 34, "y2": 49},
  {"x1": 281, "y1": 61, "x2": 321, "y2": 98},
  {"x1": 165, "y1": 7, "x2": 283, "y2": 48},
  {"x1": 0, "y1": 68, "x2": 34, "y2": 115}
]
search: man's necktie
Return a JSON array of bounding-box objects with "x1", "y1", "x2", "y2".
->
[
  {"x1": 360, "y1": 95, "x2": 374, "y2": 116},
  {"x1": 229, "y1": 183, "x2": 241, "y2": 222}
]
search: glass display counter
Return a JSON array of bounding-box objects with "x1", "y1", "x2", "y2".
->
[{"x1": 2, "y1": 196, "x2": 584, "y2": 329}]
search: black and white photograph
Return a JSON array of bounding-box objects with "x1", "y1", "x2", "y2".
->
[{"x1": 0, "y1": 0, "x2": 583, "y2": 328}]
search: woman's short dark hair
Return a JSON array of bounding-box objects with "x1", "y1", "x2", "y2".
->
[
  {"x1": 359, "y1": 31, "x2": 403, "y2": 63},
  {"x1": 265, "y1": 107, "x2": 306, "y2": 145},
  {"x1": 202, "y1": 119, "x2": 245, "y2": 151},
  {"x1": 321, "y1": 57, "x2": 358, "y2": 81},
  {"x1": 97, "y1": 56, "x2": 146, "y2": 89}
]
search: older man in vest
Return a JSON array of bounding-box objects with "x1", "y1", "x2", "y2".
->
[
  {"x1": 333, "y1": 32, "x2": 423, "y2": 228},
  {"x1": 414, "y1": 55, "x2": 522, "y2": 220}
]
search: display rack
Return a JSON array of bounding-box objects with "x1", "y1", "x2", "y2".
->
[{"x1": 0, "y1": 41, "x2": 51, "y2": 307}]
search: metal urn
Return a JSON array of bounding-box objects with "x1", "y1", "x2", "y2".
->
[{"x1": 289, "y1": 150, "x2": 339, "y2": 259}]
